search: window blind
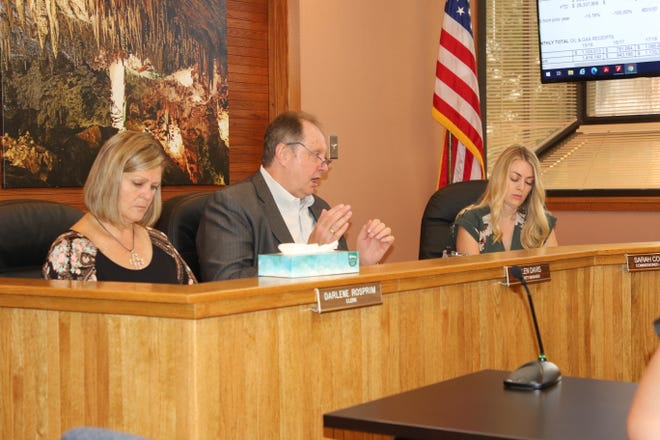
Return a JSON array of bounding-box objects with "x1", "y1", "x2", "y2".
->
[
  {"x1": 586, "y1": 77, "x2": 660, "y2": 117},
  {"x1": 484, "y1": 0, "x2": 577, "y2": 173}
]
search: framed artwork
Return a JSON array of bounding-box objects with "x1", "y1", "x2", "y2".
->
[{"x1": 1, "y1": 0, "x2": 228, "y2": 188}]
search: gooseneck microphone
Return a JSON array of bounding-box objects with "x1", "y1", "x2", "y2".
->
[{"x1": 504, "y1": 265, "x2": 562, "y2": 390}]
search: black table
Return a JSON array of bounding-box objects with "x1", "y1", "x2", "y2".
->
[{"x1": 324, "y1": 370, "x2": 638, "y2": 439}]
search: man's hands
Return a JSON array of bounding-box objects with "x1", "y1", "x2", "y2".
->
[
  {"x1": 308, "y1": 204, "x2": 395, "y2": 265},
  {"x1": 356, "y1": 219, "x2": 395, "y2": 265},
  {"x1": 308, "y1": 204, "x2": 353, "y2": 245}
]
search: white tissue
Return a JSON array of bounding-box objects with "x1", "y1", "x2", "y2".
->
[{"x1": 278, "y1": 241, "x2": 339, "y2": 255}]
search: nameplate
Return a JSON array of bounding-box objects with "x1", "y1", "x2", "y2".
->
[
  {"x1": 503, "y1": 263, "x2": 551, "y2": 286},
  {"x1": 626, "y1": 253, "x2": 660, "y2": 272},
  {"x1": 312, "y1": 282, "x2": 382, "y2": 313}
]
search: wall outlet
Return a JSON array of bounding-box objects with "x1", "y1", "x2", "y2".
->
[{"x1": 328, "y1": 134, "x2": 339, "y2": 159}]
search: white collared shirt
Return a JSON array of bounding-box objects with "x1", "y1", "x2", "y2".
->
[{"x1": 260, "y1": 166, "x2": 315, "y2": 243}]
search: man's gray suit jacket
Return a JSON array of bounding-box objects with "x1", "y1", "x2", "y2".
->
[{"x1": 196, "y1": 171, "x2": 348, "y2": 281}]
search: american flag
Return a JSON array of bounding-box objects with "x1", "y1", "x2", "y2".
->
[{"x1": 432, "y1": 0, "x2": 484, "y2": 188}]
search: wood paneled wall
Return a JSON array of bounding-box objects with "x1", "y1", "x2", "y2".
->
[{"x1": 0, "y1": 0, "x2": 289, "y2": 209}]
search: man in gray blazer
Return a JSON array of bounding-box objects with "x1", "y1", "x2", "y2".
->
[{"x1": 196, "y1": 111, "x2": 395, "y2": 281}]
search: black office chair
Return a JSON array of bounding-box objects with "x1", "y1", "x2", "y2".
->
[
  {"x1": 0, "y1": 199, "x2": 84, "y2": 278},
  {"x1": 419, "y1": 180, "x2": 487, "y2": 260},
  {"x1": 154, "y1": 192, "x2": 213, "y2": 281}
]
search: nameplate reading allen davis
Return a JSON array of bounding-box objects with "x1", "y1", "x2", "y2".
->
[
  {"x1": 626, "y1": 253, "x2": 660, "y2": 272},
  {"x1": 504, "y1": 263, "x2": 551, "y2": 286},
  {"x1": 312, "y1": 282, "x2": 382, "y2": 313}
]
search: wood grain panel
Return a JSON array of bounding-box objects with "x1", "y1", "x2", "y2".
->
[
  {"x1": 1, "y1": 310, "x2": 197, "y2": 439},
  {"x1": 323, "y1": 429, "x2": 392, "y2": 440},
  {"x1": 631, "y1": 270, "x2": 660, "y2": 376},
  {"x1": 0, "y1": 0, "x2": 285, "y2": 209},
  {"x1": 2, "y1": 243, "x2": 660, "y2": 439}
]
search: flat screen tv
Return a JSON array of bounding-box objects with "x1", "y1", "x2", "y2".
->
[{"x1": 537, "y1": 0, "x2": 660, "y2": 83}]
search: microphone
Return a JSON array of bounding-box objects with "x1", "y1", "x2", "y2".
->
[{"x1": 503, "y1": 265, "x2": 561, "y2": 390}]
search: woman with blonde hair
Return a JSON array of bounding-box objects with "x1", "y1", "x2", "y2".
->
[
  {"x1": 43, "y1": 130, "x2": 196, "y2": 284},
  {"x1": 451, "y1": 145, "x2": 558, "y2": 255}
]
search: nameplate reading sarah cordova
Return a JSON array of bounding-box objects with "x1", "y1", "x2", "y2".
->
[
  {"x1": 626, "y1": 253, "x2": 660, "y2": 272},
  {"x1": 312, "y1": 282, "x2": 382, "y2": 313},
  {"x1": 504, "y1": 263, "x2": 551, "y2": 286}
]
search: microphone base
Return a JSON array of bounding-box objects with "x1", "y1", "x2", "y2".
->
[{"x1": 503, "y1": 359, "x2": 562, "y2": 390}]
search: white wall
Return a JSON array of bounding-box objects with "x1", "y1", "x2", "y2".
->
[
  {"x1": 555, "y1": 211, "x2": 660, "y2": 246},
  {"x1": 296, "y1": 0, "x2": 445, "y2": 262},
  {"x1": 295, "y1": 1, "x2": 660, "y2": 260}
]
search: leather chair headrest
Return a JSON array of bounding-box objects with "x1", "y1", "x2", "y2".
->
[
  {"x1": 154, "y1": 192, "x2": 212, "y2": 281},
  {"x1": 419, "y1": 180, "x2": 487, "y2": 259},
  {"x1": 0, "y1": 199, "x2": 84, "y2": 278}
]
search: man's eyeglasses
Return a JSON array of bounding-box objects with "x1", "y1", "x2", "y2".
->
[{"x1": 285, "y1": 142, "x2": 333, "y2": 167}]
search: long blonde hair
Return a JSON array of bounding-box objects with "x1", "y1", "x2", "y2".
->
[{"x1": 472, "y1": 145, "x2": 550, "y2": 248}]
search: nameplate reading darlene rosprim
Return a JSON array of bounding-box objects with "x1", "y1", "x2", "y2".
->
[
  {"x1": 504, "y1": 263, "x2": 551, "y2": 286},
  {"x1": 312, "y1": 282, "x2": 382, "y2": 313},
  {"x1": 626, "y1": 253, "x2": 660, "y2": 272}
]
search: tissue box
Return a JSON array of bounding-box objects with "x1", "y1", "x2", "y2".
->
[{"x1": 258, "y1": 251, "x2": 360, "y2": 278}]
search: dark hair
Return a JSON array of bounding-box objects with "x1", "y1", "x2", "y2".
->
[{"x1": 262, "y1": 111, "x2": 322, "y2": 166}]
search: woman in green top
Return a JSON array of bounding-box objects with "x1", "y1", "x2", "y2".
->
[{"x1": 451, "y1": 145, "x2": 558, "y2": 255}]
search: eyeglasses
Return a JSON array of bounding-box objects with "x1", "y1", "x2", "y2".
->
[{"x1": 285, "y1": 142, "x2": 333, "y2": 167}]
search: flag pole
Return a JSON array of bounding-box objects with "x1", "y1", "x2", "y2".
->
[{"x1": 447, "y1": 131, "x2": 453, "y2": 184}]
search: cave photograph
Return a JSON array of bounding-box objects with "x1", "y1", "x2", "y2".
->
[{"x1": 0, "y1": 0, "x2": 229, "y2": 188}]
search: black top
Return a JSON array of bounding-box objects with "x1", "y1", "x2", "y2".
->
[
  {"x1": 95, "y1": 244, "x2": 179, "y2": 283},
  {"x1": 43, "y1": 228, "x2": 196, "y2": 284}
]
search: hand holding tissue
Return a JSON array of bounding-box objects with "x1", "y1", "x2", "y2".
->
[{"x1": 258, "y1": 241, "x2": 359, "y2": 278}]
